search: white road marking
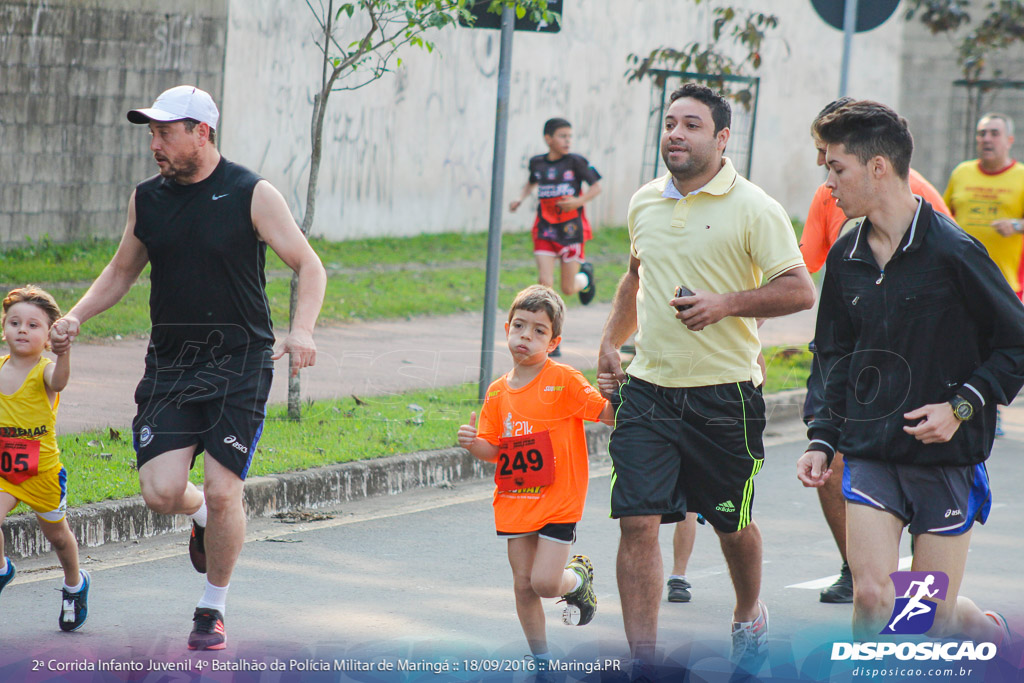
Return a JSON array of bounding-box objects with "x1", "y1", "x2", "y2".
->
[{"x1": 787, "y1": 555, "x2": 912, "y2": 590}]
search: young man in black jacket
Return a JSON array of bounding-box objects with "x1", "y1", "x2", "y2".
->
[{"x1": 796, "y1": 100, "x2": 1024, "y2": 643}]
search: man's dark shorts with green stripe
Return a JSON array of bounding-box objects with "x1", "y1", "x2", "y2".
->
[{"x1": 608, "y1": 376, "x2": 766, "y2": 532}]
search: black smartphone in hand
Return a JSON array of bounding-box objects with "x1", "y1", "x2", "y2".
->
[{"x1": 674, "y1": 285, "x2": 694, "y2": 311}]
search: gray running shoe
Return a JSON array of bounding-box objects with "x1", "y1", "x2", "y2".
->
[
  {"x1": 667, "y1": 576, "x2": 692, "y2": 603},
  {"x1": 730, "y1": 600, "x2": 769, "y2": 667}
]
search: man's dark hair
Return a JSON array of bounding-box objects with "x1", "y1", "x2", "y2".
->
[
  {"x1": 668, "y1": 83, "x2": 731, "y2": 134},
  {"x1": 811, "y1": 96, "x2": 855, "y2": 137},
  {"x1": 183, "y1": 118, "x2": 217, "y2": 145},
  {"x1": 543, "y1": 118, "x2": 571, "y2": 137},
  {"x1": 816, "y1": 100, "x2": 913, "y2": 180}
]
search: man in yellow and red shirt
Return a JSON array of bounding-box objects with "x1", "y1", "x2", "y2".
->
[{"x1": 944, "y1": 112, "x2": 1024, "y2": 299}]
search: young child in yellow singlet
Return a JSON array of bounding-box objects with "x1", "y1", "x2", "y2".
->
[
  {"x1": 0, "y1": 285, "x2": 89, "y2": 631},
  {"x1": 457, "y1": 285, "x2": 614, "y2": 673}
]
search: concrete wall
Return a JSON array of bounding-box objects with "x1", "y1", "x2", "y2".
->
[
  {"x1": 900, "y1": 18, "x2": 1024, "y2": 194},
  {"x1": 0, "y1": 0, "x2": 227, "y2": 244},
  {"x1": 2, "y1": 1, "x2": 913, "y2": 244},
  {"x1": 220, "y1": 1, "x2": 907, "y2": 240}
]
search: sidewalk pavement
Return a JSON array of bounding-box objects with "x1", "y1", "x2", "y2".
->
[{"x1": 4, "y1": 303, "x2": 817, "y2": 559}]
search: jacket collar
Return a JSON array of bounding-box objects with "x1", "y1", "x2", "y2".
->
[
  {"x1": 659, "y1": 156, "x2": 738, "y2": 199},
  {"x1": 846, "y1": 196, "x2": 932, "y2": 262}
]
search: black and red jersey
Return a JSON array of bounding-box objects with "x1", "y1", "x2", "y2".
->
[{"x1": 528, "y1": 153, "x2": 601, "y2": 245}]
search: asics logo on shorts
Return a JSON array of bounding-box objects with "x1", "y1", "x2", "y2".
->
[
  {"x1": 945, "y1": 508, "x2": 962, "y2": 518},
  {"x1": 223, "y1": 435, "x2": 248, "y2": 454}
]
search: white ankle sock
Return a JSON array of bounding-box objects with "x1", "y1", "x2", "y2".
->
[
  {"x1": 197, "y1": 580, "x2": 229, "y2": 614},
  {"x1": 575, "y1": 272, "x2": 589, "y2": 290},
  {"x1": 567, "y1": 569, "x2": 582, "y2": 593},
  {"x1": 191, "y1": 498, "x2": 208, "y2": 528},
  {"x1": 0, "y1": 558, "x2": 8, "y2": 574},
  {"x1": 63, "y1": 571, "x2": 85, "y2": 593}
]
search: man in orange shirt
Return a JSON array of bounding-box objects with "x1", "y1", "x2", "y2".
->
[{"x1": 799, "y1": 98, "x2": 951, "y2": 605}]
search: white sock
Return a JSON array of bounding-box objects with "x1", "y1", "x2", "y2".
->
[
  {"x1": 575, "y1": 271, "x2": 589, "y2": 290},
  {"x1": 191, "y1": 498, "x2": 208, "y2": 528},
  {"x1": 669, "y1": 574, "x2": 687, "y2": 582},
  {"x1": 63, "y1": 571, "x2": 84, "y2": 593},
  {"x1": 197, "y1": 580, "x2": 229, "y2": 614},
  {"x1": 567, "y1": 569, "x2": 582, "y2": 593},
  {"x1": 0, "y1": 557, "x2": 7, "y2": 574}
]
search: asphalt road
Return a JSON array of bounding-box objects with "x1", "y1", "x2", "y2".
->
[{"x1": 2, "y1": 416, "x2": 1022, "y2": 682}]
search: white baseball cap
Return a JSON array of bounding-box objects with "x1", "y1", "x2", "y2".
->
[{"x1": 127, "y1": 85, "x2": 219, "y2": 130}]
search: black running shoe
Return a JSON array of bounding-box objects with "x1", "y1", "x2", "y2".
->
[
  {"x1": 189, "y1": 521, "x2": 207, "y2": 574},
  {"x1": 820, "y1": 562, "x2": 853, "y2": 603},
  {"x1": 578, "y1": 262, "x2": 596, "y2": 306},
  {"x1": 0, "y1": 559, "x2": 15, "y2": 598},
  {"x1": 187, "y1": 607, "x2": 226, "y2": 650},
  {"x1": 59, "y1": 570, "x2": 90, "y2": 632}
]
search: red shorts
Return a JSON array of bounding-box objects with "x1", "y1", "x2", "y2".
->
[{"x1": 533, "y1": 238, "x2": 585, "y2": 263}]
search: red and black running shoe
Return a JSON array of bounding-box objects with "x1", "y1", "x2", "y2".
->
[{"x1": 187, "y1": 607, "x2": 226, "y2": 650}]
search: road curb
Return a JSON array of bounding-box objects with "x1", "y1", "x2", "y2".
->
[{"x1": 2, "y1": 389, "x2": 805, "y2": 559}]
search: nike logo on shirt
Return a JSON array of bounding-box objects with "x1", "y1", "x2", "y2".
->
[{"x1": 212, "y1": 193, "x2": 229, "y2": 200}]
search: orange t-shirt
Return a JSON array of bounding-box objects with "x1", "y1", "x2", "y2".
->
[
  {"x1": 799, "y1": 168, "x2": 952, "y2": 273},
  {"x1": 478, "y1": 359, "x2": 608, "y2": 533}
]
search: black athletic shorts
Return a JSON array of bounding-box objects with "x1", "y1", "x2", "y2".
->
[
  {"x1": 803, "y1": 340, "x2": 824, "y2": 425},
  {"x1": 608, "y1": 376, "x2": 766, "y2": 532},
  {"x1": 497, "y1": 522, "x2": 577, "y2": 544},
  {"x1": 132, "y1": 367, "x2": 272, "y2": 480}
]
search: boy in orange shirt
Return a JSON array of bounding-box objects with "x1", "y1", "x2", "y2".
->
[{"x1": 457, "y1": 285, "x2": 613, "y2": 670}]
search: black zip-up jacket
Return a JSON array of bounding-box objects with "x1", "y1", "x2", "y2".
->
[{"x1": 807, "y1": 199, "x2": 1024, "y2": 466}]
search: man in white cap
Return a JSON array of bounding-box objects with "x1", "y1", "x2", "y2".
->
[{"x1": 50, "y1": 85, "x2": 326, "y2": 650}]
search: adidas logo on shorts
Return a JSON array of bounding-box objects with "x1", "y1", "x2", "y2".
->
[{"x1": 716, "y1": 500, "x2": 736, "y2": 512}]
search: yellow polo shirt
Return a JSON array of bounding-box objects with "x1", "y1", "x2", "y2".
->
[
  {"x1": 627, "y1": 158, "x2": 804, "y2": 387},
  {"x1": 943, "y1": 160, "x2": 1024, "y2": 292}
]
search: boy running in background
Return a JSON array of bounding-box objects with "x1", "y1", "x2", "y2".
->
[
  {"x1": 457, "y1": 285, "x2": 613, "y2": 671},
  {"x1": 0, "y1": 286, "x2": 90, "y2": 632},
  {"x1": 510, "y1": 119, "x2": 603, "y2": 348}
]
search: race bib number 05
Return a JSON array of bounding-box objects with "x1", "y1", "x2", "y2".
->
[
  {"x1": 495, "y1": 431, "x2": 555, "y2": 491},
  {"x1": 0, "y1": 437, "x2": 40, "y2": 486}
]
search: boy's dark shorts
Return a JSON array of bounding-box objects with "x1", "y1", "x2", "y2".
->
[
  {"x1": 132, "y1": 367, "x2": 272, "y2": 480},
  {"x1": 608, "y1": 376, "x2": 766, "y2": 532},
  {"x1": 842, "y1": 458, "x2": 991, "y2": 536},
  {"x1": 498, "y1": 522, "x2": 577, "y2": 544}
]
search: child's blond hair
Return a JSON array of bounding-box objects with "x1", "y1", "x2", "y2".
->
[
  {"x1": 507, "y1": 285, "x2": 566, "y2": 339},
  {"x1": 2, "y1": 285, "x2": 62, "y2": 327}
]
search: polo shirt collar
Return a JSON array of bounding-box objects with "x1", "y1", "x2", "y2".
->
[{"x1": 660, "y1": 156, "x2": 738, "y2": 200}]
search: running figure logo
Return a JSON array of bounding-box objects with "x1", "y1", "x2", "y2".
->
[{"x1": 882, "y1": 571, "x2": 949, "y2": 635}]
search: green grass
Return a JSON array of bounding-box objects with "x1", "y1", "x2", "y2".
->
[
  {"x1": 15, "y1": 344, "x2": 810, "y2": 511},
  {"x1": 0, "y1": 235, "x2": 121, "y2": 284},
  {"x1": 762, "y1": 344, "x2": 812, "y2": 394}
]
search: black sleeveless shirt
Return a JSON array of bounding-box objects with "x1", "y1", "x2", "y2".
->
[{"x1": 134, "y1": 157, "x2": 274, "y2": 379}]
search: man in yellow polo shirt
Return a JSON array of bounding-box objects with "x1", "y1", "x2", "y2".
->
[
  {"x1": 944, "y1": 112, "x2": 1024, "y2": 298},
  {"x1": 596, "y1": 83, "x2": 815, "y2": 672}
]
